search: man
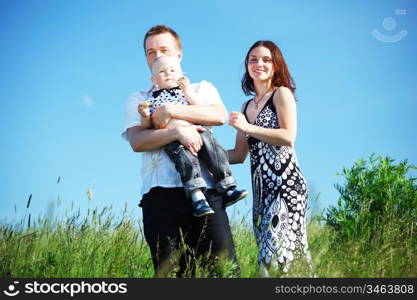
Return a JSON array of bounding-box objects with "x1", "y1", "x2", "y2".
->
[{"x1": 122, "y1": 25, "x2": 240, "y2": 277}]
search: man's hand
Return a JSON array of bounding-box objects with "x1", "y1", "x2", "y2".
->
[
  {"x1": 176, "y1": 125, "x2": 206, "y2": 156},
  {"x1": 152, "y1": 104, "x2": 173, "y2": 128}
]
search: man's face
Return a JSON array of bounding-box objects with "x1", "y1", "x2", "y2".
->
[{"x1": 145, "y1": 32, "x2": 182, "y2": 69}]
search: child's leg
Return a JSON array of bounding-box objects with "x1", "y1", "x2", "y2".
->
[
  {"x1": 198, "y1": 128, "x2": 236, "y2": 193},
  {"x1": 190, "y1": 189, "x2": 205, "y2": 201},
  {"x1": 198, "y1": 128, "x2": 248, "y2": 206},
  {"x1": 164, "y1": 142, "x2": 214, "y2": 217},
  {"x1": 164, "y1": 141, "x2": 207, "y2": 197}
]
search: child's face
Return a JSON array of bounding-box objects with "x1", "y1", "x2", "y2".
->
[{"x1": 152, "y1": 59, "x2": 183, "y2": 89}]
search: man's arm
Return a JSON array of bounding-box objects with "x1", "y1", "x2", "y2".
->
[
  {"x1": 127, "y1": 126, "x2": 174, "y2": 152},
  {"x1": 126, "y1": 124, "x2": 206, "y2": 156},
  {"x1": 126, "y1": 82, "x2": 226, "y2": 154},
  {"x1": 152, "y1": 103, "x2": 227, "y2": 129},
  {"x1": 152, "y1": 81, "x2": 228, "y2": 128}
]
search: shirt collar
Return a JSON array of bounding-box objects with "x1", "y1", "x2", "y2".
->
[{"x1": 152, "y1": 86, "x2": 181, "y2": 98}]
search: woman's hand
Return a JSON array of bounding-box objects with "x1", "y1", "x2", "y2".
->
[{"x1": 229, "y1": 111, "x2": 251, "y2": 134}]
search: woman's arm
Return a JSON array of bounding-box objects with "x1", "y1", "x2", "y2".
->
[
  {"x1": 229, "y1": 87, "x2": 297, "y2": 147},
  {"x1": 228, "y1": 101, "x2": 249, "y2": 164},
  {"x1": 228, "y1": 131, "x2": 249, "y2": 164}
]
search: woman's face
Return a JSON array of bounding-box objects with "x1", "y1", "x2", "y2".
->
[{"x1": 247, "y1": 46, "x2": 274, "y2": 83}]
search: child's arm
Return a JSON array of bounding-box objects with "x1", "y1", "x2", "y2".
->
[
  {"x1": 177, "y1": 76, "x2": 203, "y2": 105},
  {"x1": 138, "y1": 101, "x2": 152, "y2": 128}
]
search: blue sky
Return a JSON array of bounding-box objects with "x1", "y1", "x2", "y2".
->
[{"x1": 1, "y1": 0, "x2": 416, "y2": 224}]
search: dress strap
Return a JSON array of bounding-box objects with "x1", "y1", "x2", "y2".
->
[
  {"x1": 267, "y1": 88, "x2": 278, "y2": 114},
  {"x1": 269, "y1": 89, "x2": 278, "y2": 103},
  {"x1": 242, "y1": 99, "x2": 251, "y2": 119}
]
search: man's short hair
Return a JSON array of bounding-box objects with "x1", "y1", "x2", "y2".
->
[{"x1": 143, "y1": 25, "x2": 182, "y2": 54}]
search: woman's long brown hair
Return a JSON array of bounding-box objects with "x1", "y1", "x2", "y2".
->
[{"x1": 241, "y1": 40, "x2": 296, "y2": 97}]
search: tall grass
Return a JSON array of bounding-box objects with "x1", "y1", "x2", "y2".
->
[
  {"x1": 1, "y1": 201, "x2": 153, "y2": 278},
  {"x1": 1, "y1": 155, "x2": 416, "y2": 277},
  {"x1": 1, "y1": 207, "x2": 416, "y2": 278}
]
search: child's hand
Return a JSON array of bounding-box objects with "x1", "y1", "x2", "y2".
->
[
  {"x1": 138, "y1": 101, "x2": 150, "y2": 117},
  {"x1": 177, "y1": 76, "x2": 191, "y2": 92}
]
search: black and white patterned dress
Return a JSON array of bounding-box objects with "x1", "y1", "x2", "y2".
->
[{"x1": 243, "y1": 93, "x2": 312, "y2": 273}]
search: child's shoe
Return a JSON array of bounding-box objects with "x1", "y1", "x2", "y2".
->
[
  {"x1": 223, "y1": 188, "x2": 248, "y2": 207},
  {"x1": 193, "y1": 199, "x2": 215, "y2": 217}
]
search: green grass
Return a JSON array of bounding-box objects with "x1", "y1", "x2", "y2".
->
[
  {"x1": 3, "y1": 155, "x2": 416, "y2": 277},
  {"x1": 1, "y1": 206, "x2": 416, "y2": 278}
]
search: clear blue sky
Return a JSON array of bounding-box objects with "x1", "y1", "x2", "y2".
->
[{"x1": 1, "y1": 0, "x2": 416, "y2": 224}]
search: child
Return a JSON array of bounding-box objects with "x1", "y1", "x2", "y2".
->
[{"x1": 138, "y1": 56, "x2": 248, "y2": 217}]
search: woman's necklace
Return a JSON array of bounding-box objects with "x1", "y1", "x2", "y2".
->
[{"x1": 253, "y1": 88, "x2": 271, "y2": 109}]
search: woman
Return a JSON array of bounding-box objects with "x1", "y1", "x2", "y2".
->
[{"x1": 228, "y1": 40, "x2": 312, "y2": 276}]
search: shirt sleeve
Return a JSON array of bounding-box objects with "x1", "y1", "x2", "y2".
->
[
  {"x1": 122, "y1": 92, "x2": 144, "y2": 140},
  {"x1": 195, "y1": 80, "x2": 224, "y2": 106}
]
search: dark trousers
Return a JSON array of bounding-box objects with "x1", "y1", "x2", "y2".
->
[
  {"x1": 164, "y1": 128, "x2": 236, "y2": 197},
  {"x1": 140, "y1": 187, "x2": 240, "y2": 277}
]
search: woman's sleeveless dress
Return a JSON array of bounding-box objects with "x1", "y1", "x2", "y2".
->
[{"x1": 243, "y1": 93, "x2": 312, "y2": 273}]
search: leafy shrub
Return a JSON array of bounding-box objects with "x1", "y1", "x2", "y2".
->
[{"x1": 326, "y1": 154, "x2": 417, "y2": 241}]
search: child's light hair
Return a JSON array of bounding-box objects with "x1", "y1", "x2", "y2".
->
[{"x1": 151, "y1": 56, "x2": 183, "y2": 75}]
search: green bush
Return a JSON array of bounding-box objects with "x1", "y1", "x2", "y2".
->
[{"x1": 326, "y1": 154, "x2": 417, "y2": 242}]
